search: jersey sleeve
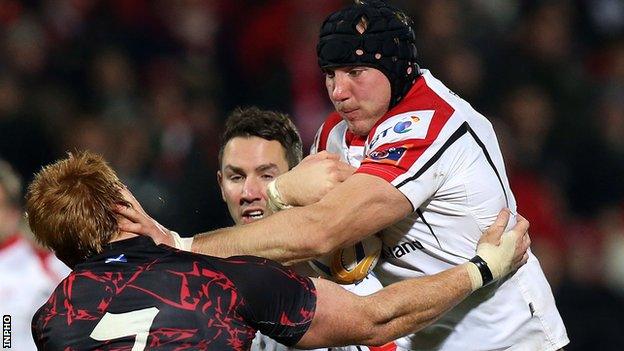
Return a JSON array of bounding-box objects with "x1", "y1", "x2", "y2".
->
[
  {"x1": 223, "y1": 256, "x2": 317, "y2": 346},
  {"x1": 356, "y1": 109, "x2": 455, "y2": 210},
  {"x1": 310, "y1": 124, "x2": 323, "y2": 154},
  {"x1": 311, "y1": 112, "x2": 344, "y2": 155}
]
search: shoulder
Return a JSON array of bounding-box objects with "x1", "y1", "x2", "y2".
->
[
  {"x1": 220, "y1": 255, "x2": 314, "y2": 296},
  {"x1": 367, "y1": 71, "x2": 482, "y2": 151},
  {"x1": 314, "y1": 112, "x2": 346, "y2": 152},
  {"x1": 217, "y1": 255, "x2": 306, "y2": 283}
]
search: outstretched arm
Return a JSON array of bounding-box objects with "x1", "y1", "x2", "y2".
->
[
  {"x1": 195, "y1": 173, "x2": 411, "y2": 264},
  {"x1": 117, "y1": 172, "x2": 411, "y2": 265},
  {"x1": 297, "y1": 209, "x2": 530, "y2": 348}
]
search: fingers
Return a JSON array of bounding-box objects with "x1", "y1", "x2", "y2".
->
[
  {"x1": 114, "y1": 204, "x2": 142, "y2": 222},
  {"x1": 117, "y1": 221, "x2": 144, "y2": 234},
  {"x1": 316, "y1": 151, "x2": 340, "y2": 160},
  {"x1": 491, "y1": 208, "x2": 511, "y2": 233},
  {"x1": 481, "y1": 208, "x2": 510, "y2": 244},
  {"x1": 119, "y1": 186, "x2": 150, "y2": 216},
  {"x1": 511, "y1": 231, "x2": 531, "y2": 270},
  {"x1": 304, "y1": 151, "x2": 340, "y2": 162},
  {"x1": 336, "y1": 163, "x2": 357, "y2": 181},
  {"x1": 510, "y1": 214, "x2": 530, "y2": 240},
  {"x1": 119, "y1": 186, "x2": 138, "y2": 204},
  {"x1": 301, "y1": 153, "x2": 319, "y2": 163}
]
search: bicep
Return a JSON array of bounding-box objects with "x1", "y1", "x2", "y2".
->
[
  {"x1": 315, "y1": 173, "x2": 412, "y2": 248},
  {"x1": 296, "y1": 278, "x2": 375, "y2": 348}
]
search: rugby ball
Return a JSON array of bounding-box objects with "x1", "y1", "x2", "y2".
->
[{"x1": 309, "y1": 235, "x2": 382, "y2": 284}]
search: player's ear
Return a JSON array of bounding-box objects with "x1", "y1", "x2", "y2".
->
[{"x1": 216, "y1": 171, "x2": 226, "y2": 202}]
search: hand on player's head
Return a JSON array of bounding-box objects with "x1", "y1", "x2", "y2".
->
[{"x1": 114, "y1": 186, "x2": 175, "y2": 247}]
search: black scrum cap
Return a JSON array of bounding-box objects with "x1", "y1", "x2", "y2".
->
[{"x1": 317, "y1": 0, "x2": 420, "y2": 109}]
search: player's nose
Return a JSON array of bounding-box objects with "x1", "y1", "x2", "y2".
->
[
  {"x1": 241, "y1": 177, "x2": 263, "y2": 202},
  {"x1": 331, "y1": 73, "x2": 351, "y2": 102}
]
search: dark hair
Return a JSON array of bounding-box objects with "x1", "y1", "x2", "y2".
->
[
  {"x1": 218, "y1": 106, "x2": 303, "y2": 169},
  {"x1": 25, "y1": 151, "x2": 128, "y2": 268}
]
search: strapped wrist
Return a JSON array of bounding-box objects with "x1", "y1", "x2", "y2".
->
[
  {"x1": 469, "y1": 255, "x2": 494, "y2": 287},
  {"x1": 170, "y1": 231, "x2": 193, "y2": 251},
  {"x1": 267, "y1": 179, "x2": 292, "y2": 212}
]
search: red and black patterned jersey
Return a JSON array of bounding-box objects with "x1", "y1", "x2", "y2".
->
[{"x1": 31, "y1": 236, "x2": 316, "y2": 350}]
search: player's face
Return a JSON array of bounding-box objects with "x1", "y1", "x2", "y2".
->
[
  {"x1": 325, "y1": 66, "x2": 391, "y2": 136},
  {"x1": 218, "y1": 136, "x2": 290, "y2": 225}
]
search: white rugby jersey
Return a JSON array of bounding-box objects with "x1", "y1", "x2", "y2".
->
[
  {"x1": 0, "y1": 235, "x2": 69, "y2": 351},
  {"x1": 312, "y1": 70, "x2": 569, "y2": 351}
]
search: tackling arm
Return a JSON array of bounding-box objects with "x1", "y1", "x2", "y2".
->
[
  {"x1": 297, "y1": 210, "x2": 531, "y2": 348},
  {"x1": 190, "y1": 173, "x2": 411, "y2": 265},
  {"x1": 300, "y1": 264, "x2": 472, "y2": 347}
]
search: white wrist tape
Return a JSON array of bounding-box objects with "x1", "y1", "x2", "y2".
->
[
  {"x1": 267, "y1": 179, "x2": 292, "y2": 212},
  {"x1": 475, "y1": 230, "x2": 521, "y2": 281},
  {"x1": 170, "y1": 231, "x2": 194, "y2": 251},
  {"x1": 464, "y1": 262, "x2": 483, "y2": 292}
]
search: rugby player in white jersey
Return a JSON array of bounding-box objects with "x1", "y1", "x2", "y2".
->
[
  {"x1": 120, "y1": 1, "x2": 568, "y2": 350},
  {"x1": 303, "y1": 2, "x2": 568, "y2": 349}
]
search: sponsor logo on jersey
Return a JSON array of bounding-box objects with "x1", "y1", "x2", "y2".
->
[
  {"x1": 365, "y1": 145, "x2": 410, "y2": 165},
  {"x1": 369, "y1": 111, "x2": 434, "y2": 149},
  {"x1": 392, "y1": 116, "x2": 420, "y2": 134},
  {"x1": 105, "y1": 254, "x2": 127, "y2": 263},
  {"x1": 381, "y1": 239, "x2": 426, "y2": 259}
]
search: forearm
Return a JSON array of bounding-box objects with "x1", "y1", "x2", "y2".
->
[
  {"x1": 299, "y1": 264, "x2": 473, "y2": 348},
  {"x1": 191, "y1": 205, "x2": 332, "y2": 265},
  {"x1": 191, "y1": 175, "x2": 410, "y2": 264},
  {"x1": 361, "y1": 264, "x2": 473, "y2": 345}
]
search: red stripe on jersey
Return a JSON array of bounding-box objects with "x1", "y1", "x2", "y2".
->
[
  {"x1": 0, "y1": 233, "x2": 20, "y2": 251},
  {"x1": 346, "y1": 130, "x2": 366, "y2": 147},
  {"x1": 369, "y1": 342, "x2": 398, "y2": 351},
  {"x1": 316, "y1": 112, "x2": 344, "y2": 152},
  {"x1": 359, "y1": 75, "x2": 454, "y2": 183},
  {"x1": 358, "y1": 138, "x2": 429, "y2": 182},
  {"x1": 368, "y1": 75, "x2": 454, "y2": 140}
]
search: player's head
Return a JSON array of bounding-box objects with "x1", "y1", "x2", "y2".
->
[
  {"x1": 0, "y1": 159, "x2": 22, "y2": 241},
  {"x1": 317, "y1": 0, "x2": 419, "y2": 135},
  {"x1": 25, "y1": 151, "x2": 129, "y2": 268},
  {"x1": 217, "y1": 106, "x2": 302, "y2": 225}
]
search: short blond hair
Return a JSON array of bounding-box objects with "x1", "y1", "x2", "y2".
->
[{"x1": 25, "y1": 151, "x2": 128, "y2": 267}]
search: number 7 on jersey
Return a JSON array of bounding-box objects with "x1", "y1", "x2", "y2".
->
[{"x1": 90, "y1": 307, "x2": 159, "y2": 351}]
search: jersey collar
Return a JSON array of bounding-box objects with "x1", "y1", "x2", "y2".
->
[{"x1": 367, "y1": 70, "x2": 429, "y2": 141}]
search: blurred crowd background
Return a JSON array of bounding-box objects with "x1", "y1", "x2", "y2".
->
[{"x1": 1, "y1": 0, "x2": 623, "y2": 349}]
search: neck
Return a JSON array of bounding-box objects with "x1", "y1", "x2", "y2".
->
[{"x1": 109, "y1": 232, "x2": 139, "y2": 243}]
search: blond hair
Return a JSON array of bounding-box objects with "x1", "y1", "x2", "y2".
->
[{"x1": 25, "y1": 151, "x2": 128, "y2": 267}]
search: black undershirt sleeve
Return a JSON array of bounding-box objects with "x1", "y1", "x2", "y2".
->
[{"x1": 221, "y1": 256, "x2": 317, "y2": 346}]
